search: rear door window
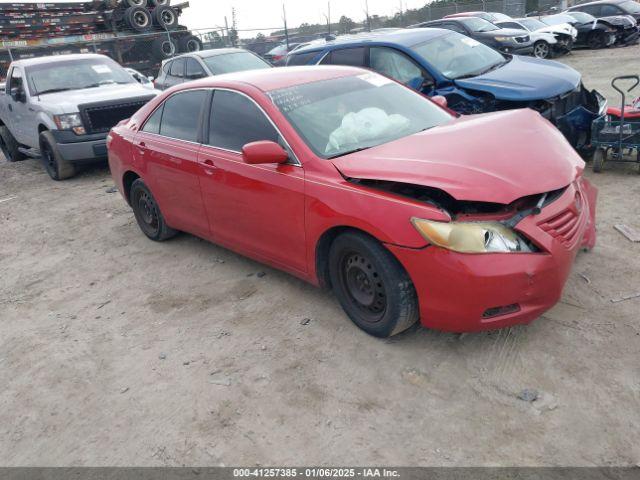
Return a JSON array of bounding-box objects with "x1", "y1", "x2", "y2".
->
[
  {"x1": 320, "y1": 47, "x2": 366, "y2": 67},
  {"x1": 170, "y1": 58, "x2": 186, "y2": 78},
  {"x1": 186, "y1": 58, "x2": 207, "y2": 79},
  {"x1": 207, "y1": 89, "x2": 279, "y2": 152},
  {"x1": 158, "y1": 90, "x2": 207, "y2": 142},
  {"x1": 600, "y1": 4, "x2": 622, "y2": 15},
  {"x1": 287, "y1": 51, "x2": 321, "y2": 66}
]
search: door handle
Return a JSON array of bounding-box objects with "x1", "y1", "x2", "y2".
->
[
  {"x1": 136, "y1": 141, "x2": 146, "y2": 155},
  {"x1": 203, "y1": 159, "x2": 217, "y2": 175}
]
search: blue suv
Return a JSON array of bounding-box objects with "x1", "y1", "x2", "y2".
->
[{"x1": 286, "y1": 28, "x2": 605, "y2": 151}]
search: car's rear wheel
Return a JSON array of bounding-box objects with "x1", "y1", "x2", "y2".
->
[
  {"x1": 328, "y1": 231, "x2": 419, "y2": 338},
  {"x1": 0, "y1": 126, "x2": 25, "y2": 162},
  {"x1": 533, "y1": 41, "x2": 551, "y2": 59},
  {"x1": 39, "y1": 131, "x2": 76, "y2": 180},
  {"x1": 130, "y1": 179, "x2": 177, "y2": 241}
]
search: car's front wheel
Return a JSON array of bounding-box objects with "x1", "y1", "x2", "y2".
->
[
  {"x1": 130, "y1": 178, "x2": 177, "y2": 241},
  {"x1": 39, "y1": 131, "x2": 76, "y2": 180},
  {"x1": 329, "y1": 231, "x2": 419, "y2": 338},
  {"x1": 533, "y1": 40, "x2": 551, "y2": 59}
]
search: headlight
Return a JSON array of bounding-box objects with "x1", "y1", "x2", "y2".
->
[
  {"x1": 493, "y1": 36, "x2": 510, "y2": 41},
  {"x1": 411, "y1": 218, "x2": 535, "y2": 254},
  {"x1": 54, "y1": 113, "x2": 85, "y2": 135}
]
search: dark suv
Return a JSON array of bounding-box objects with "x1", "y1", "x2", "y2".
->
[{"x1": 568, "y1": 0, "x2": 640, "y2": 21}]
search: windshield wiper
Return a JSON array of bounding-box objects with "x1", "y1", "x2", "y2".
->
[
  {"x1": 36, "y1": 87, "x2": 74, "y2": 95},
  {"x1": 327, "y1": 146, "x2": 372, "y2": 159}
]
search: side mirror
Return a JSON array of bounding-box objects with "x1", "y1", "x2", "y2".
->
[
  {"x1": 431, "y1": 95, "x2": 448, "y2": 108},
  {"x1": 10, "y1": 87, "x2": 24, "y2": 103},
  {"x1": 406, "y1": 76, "x2": 425, "y2": 91},
  {"x1": 242, "y1": 141, "x2": 289, "y2": 165}
]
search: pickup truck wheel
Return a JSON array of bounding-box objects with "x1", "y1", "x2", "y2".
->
[
  {"x1": 587, "y1": 31, "x2": 606, "y2": 49},
  {"x1": 39, "y1": 131, "x2": 76, "y2": 181},
  {"x1": 328, "y1": 232, "x2": 419, "y2": 338},
  {"x1": 124, "y1": 6, "x2": 152, "y2": 32},
  {"x1": 0, "y1": 126, "x2": 25, "y2": 162},
  {"x1": 130, "y1": 179, "x2": 177, "y2": 241},
  {"x1": 153, "y1": 6, "x2": 178, "y2": 30}
]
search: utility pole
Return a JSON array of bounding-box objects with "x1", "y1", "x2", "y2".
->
[
  {"x1": 364, "y1": 0, "x2": 371, "y2": 31},
  {"x1": 224, "y1": 16, "x2": 229, "y2": 46},
  {"x1": 323, "y1": 1, "x2": 331, "y2": 36},
  {"x1": 231, "y1": 7, "x2": 237, "y2": 46},
  {"x1": 282, "y1": 3, "x2": 290, "y2": 49},
  {"x1": 398, "y1": 0, "x2": 404, "y2": 27}
]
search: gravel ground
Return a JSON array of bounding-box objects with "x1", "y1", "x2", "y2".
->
[{"x1": 1, "y1": 46, "x2": 639, "y2": 467}]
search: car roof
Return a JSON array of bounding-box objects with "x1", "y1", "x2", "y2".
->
[
  {"x1": 176, "y1": 65, "x2": 369, "y2": 93},
  {"x1": 11, "y1": 53, "x2": 110, "y2": 68},
  {"x1": 165, "y1": 48, "x2": 250, "y2": 63},
  {"x1": 292, "y1": 28, "x2": 448, "y2": 55},
  {"x1": 570, "y1": 0, "x2": 624, "y2": 5}
]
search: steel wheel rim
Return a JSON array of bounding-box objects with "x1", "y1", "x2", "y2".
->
[
  {"x1": 131, "y1": 0, "x2": 145, "y2": 6},
  {"x1": 161, "y1": 41, "x2": 175, "y2": 55},
  {"x1": 41, "y1": 143, "x2": 57, "y2": 177},
  {"x1": 136, "y1": 190, "x2": 160, "y2": 234},
  {"x1": 161, "y1": 10, "x2": 174, "y2": 25},
  {"x1": 340, "y1": 252, "x2": 387, "y2": 322},
  {"x1": 187, "y1": 39, "x2": 200, "y2": 51},
  {"x1": 534, "y1": 42, "x2": 549, "y2": 58},
  {"x1": 134, "y1": 11, "x2": 149, "y2": 27}
]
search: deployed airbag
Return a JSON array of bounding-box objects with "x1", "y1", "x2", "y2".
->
[{"x1": 327, "y1": 108, "x2": 410, "y2": 153}]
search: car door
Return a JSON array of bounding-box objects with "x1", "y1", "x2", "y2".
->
[
  {"x1": 5, "y1": 67, "x2": 31, "y2": 145},
  {"x1": 197, "y1": 89, "x2": 307, "y2": 274},
  {"x1": 132, "y1": 89, "x2": 210, "y2": 237}
]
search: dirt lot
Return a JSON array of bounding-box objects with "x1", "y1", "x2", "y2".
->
[{"x1": 1, "y1": 45, "x2": 639, "y2": 467}]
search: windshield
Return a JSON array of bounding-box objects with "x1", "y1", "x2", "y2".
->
[
  {"x1": 412, "y1": 32, "x2": 506, "y2": 80},
  {"x1": 542, "y1": 14, "x2": 577, "y2": 25},
  {"x1": 460, "y1": 17, "x2": 500, "y2": 32},
  {"x1": 568, "y1": 11, "x2": 596, "y2": 22},
  {"x1": 27, "y1": 57, "x2": 135, "y2": 95},
  {"x1": 621, "y1": 0, "x2": 640, "y2": 13},
  {"x1": 268, "y1": 73, "x2": 452, "y2": 159},
  {"x1": 202, "y1": 51, "x2": 270, "y2": 74},
  {"x1": 491, "y1": 12, "x2": 512, "y2": 21},
  {"x1": 520, "y1": 18, "x2": 546, "y2": 30}
]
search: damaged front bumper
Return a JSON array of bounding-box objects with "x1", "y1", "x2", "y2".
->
[
  {"x1": 542, "y1": 86, "x2": 607, "y2": 151},
  {"x1": 387, "y1": 178, "x2": 597, "y2": 333}
]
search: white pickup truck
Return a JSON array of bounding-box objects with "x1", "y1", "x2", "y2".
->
[{"x1": 0, "y1": 53, "x2": 158, "y2": 180}]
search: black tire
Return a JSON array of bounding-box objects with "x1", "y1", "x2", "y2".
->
[
  {"x1": 123, "y1": 0, "x2": 147, "y2": 7},
  {"x1": 151, "y1": 36, "x2": 177, "y2": 60},
  {"x1": 587, "y1": 31, "x2": 605, "y2": 49},
  {"x1": 0, "y1": 125, "x2": 25, "y2": 162},
  {"x1": 149, "y1": 0, "x2": 170, "y2": 5},
  {"x1": 533, "y1": 40, "x2": 551, "y2": 59},
  {"x1": 39, "y1": 131, "x2": 76, "y2": 181},
  {"x1": 130, "y1": 178, "x2": 177, "y2": 241},
  {"x1": 593, "y1": 147, "x2": 606, "y2": 173},
  {"x1": 178, "y1": 34, "x2": 203, "y2": 53},
  {"x1": 124, "y1": 6, "x2": 152, "y2": 32},
  {"x1": 152, "y1": 5, "x2": 178, "y2": 30},
  {"x1": 328, "y1": 232, "x2": 419, "y2": 338}
]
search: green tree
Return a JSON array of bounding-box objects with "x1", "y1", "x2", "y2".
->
[{"x1": 338, "y1": 15, "x2": 356, "y2": 34}]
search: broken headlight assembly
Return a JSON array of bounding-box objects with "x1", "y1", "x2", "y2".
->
[
  {"x1": 411, "y1": 218, "x2": 535, "y2": 254},
  {"x1": 54, "y1": 113, "x2": 86, "y2": 135}
]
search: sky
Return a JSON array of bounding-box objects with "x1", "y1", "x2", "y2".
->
[{"x1": 0, "y1": 0, "x2": 428, "y2": 36}]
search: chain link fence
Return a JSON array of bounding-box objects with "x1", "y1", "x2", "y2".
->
[{"x1": 0, "y1": 0, "x2": 529, "y2": 80}]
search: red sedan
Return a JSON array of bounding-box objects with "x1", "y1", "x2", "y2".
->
[{"x1": 107, "y1": 66, "x2": 597, "y2": 337}]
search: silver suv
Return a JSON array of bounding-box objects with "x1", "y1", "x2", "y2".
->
[{"x1": 155, "y1": 48, "x2": 271, "y2": 90}]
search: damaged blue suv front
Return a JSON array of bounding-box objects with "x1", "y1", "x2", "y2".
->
[{"x1": 288, "y1": 28, "x2": 606, "y2": 152}]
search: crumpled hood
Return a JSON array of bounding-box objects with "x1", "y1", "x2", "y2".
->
[
  {"x1": 536, "y1": 23, "x2": 577, "y2": 37},
  {"x1": 331, "y1": 109, "x2": 584, "y2": 204},
  {"x1": 454, "y1": 55, "x2": 581, "y2": 101},
  {"x1": 35, "y1": 83, "x2": 159, "y2": 114},
  {"x1": 600, "y1": 15, "x2": 636, "y2": 26}
]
